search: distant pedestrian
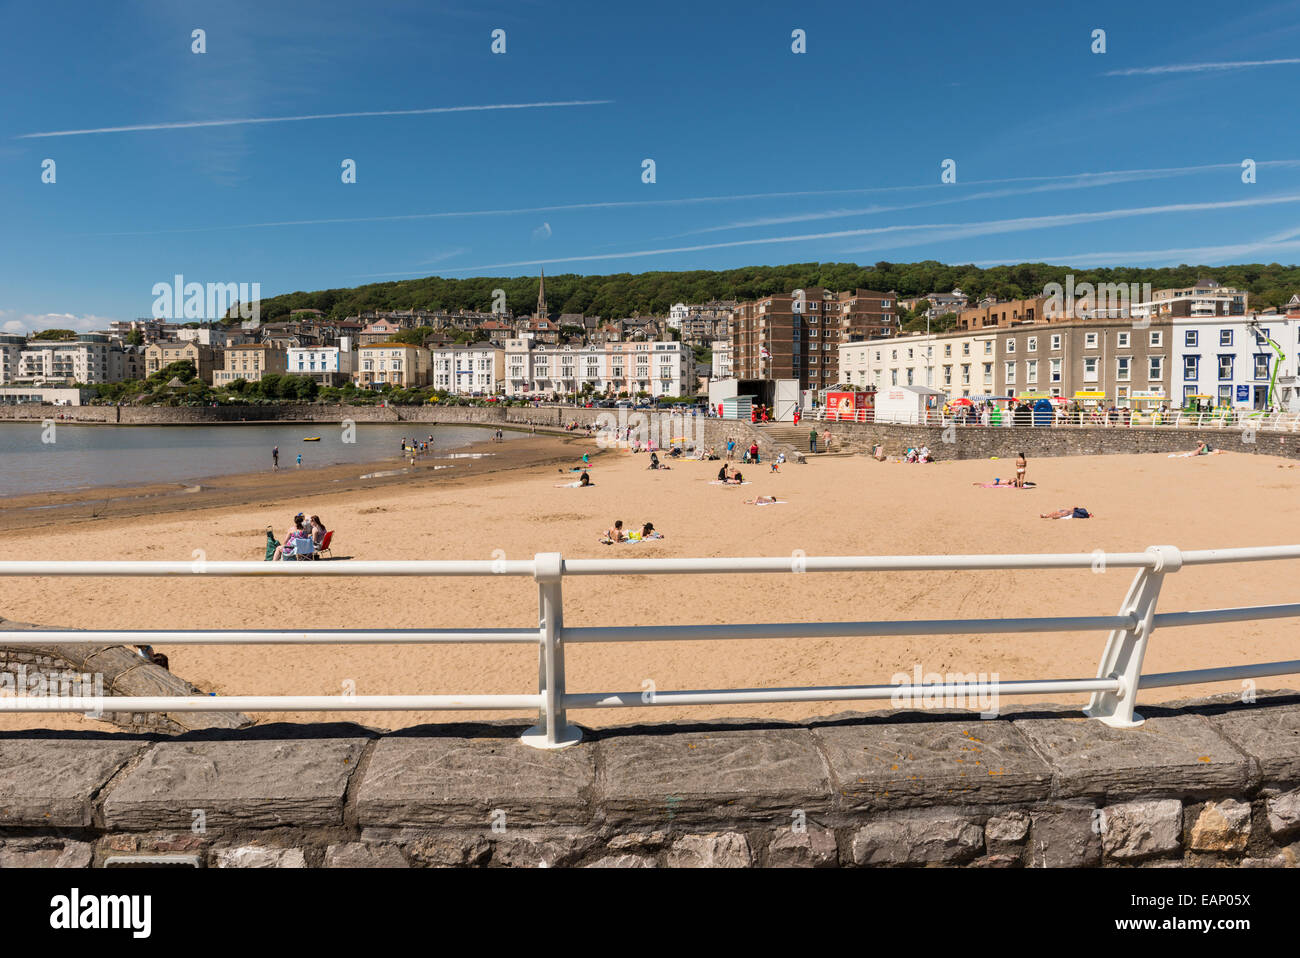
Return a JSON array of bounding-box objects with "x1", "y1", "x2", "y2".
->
[
  {"x1": 809, "y1": 428, "x2": 818, "y2": 453},
  {"x1": 272, "y1": 446, "x2": 279, "y2": 470},
  {"x1": 296, "y1": 453, "x2": 302, "y2": 468}
]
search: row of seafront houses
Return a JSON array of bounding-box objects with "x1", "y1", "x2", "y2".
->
[
  {"x1": 735, "y1": 281, "x2": 1300, "y2": 416},
  {"x1": 6, "y1": 277, "x2": 1300, "y2": 414}
]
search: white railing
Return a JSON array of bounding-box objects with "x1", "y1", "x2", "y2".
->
[
  {"x1": 812, "y1": 407, "x2": 1300, "y2": 432},
  {"x1": 1, "y1": 546, "x2": 1299, "y2": 748}
]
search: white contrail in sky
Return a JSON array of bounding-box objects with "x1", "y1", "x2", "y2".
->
[
  {"x1": 1105, "y1": 58, "x2": 1300, "y2": 76},
  {"x1": 16, "y1": 99, "x2": 613, "y2": 138},
  {"x1": 84, "y1": 160, "x2": 1300, "y2": 237},
  {"x1": 380, "y1": 191, "x2": 1300, "y2": 276},
  {"x1": 971, "y1": 225, "x2": 1300, "y2": 267}
]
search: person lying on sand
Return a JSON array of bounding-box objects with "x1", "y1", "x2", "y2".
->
[
  {"x1": 744, "y1": 496, "x2": 783, "y2": 505},
  {"x1": 1041, "y1": 506, "x2": 1092, "y2": 519},
  {"x1": 639, "y1": 522, "x2": 663, "y2": 540},
  {"x1": 973, "y1": 478, "x2": 1035, "y2": 488},
  {"x1": 598, "y1": 519, "x2": 627, "y2": 545}
]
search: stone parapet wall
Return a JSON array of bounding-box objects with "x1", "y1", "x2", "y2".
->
[{"x1": 1, "y1": 692, "x2": 1297, "y2": 868}]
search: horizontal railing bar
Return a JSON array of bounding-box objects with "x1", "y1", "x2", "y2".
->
[
  {"x1": 1138, "y1": 660, "x2": 1300, "y2": 689},
  {"x1": 563, "y1": 677, "x2": 1122, "y2": 708},
  {"x1": 0, "y1": 547, "x2": 1296, "y2": 581},
  {"x1": 0, "y1": 560, "x2": 540, "y2": 577},
  {"x1": 563, "y1": 614, "x2": 1136, "y2": 644},
  {"x1": 1153, "y1": 603, "x2": 1300, "y2": 629},
  {"x1": 0, "y1": 694, "x2": 542, "y2": 712},
  {"x1": 559, "y1": 554, "x2": 1159, "y2": 574},
  {"x1": 0, "y1": 629, "x2": 540, "y2": 645},
  {"x1": 1178, "y1": 546, "x2": 1300, "y2": 565}
]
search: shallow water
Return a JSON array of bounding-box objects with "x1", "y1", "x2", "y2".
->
[{"x1": 0, "y1": 422, "x2": 517, "y2": 496}]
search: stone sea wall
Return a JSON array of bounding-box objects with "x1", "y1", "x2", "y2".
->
[
  {"x1": 2, "y1": 402, "x2": 1294, "y2": 462},
  {"x1": 1, "y1": 692, "x2": 1297, "y2": 868}
]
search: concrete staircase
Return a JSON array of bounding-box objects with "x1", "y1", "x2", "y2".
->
[{"x1": 757, "y1": 423, "x2": 822, "y2": 453}]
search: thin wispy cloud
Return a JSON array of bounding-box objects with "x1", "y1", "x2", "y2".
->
[
  {"x1": 971, "y1": 225, "x2": 1300, "y2": 268},
  {"x1": 839, "y1": 193, "x2": 1300, "y2": 254},
  {"x1": 369, "y1": 191, "x2": 1300, "y2": 276},
  {"x1": 81, "y1": 161, "x2": 1300, "y2": 238},
  {"x1": 672, "y1": 163, "x2": 1266, "y2": 236},
  {"x1": 16, "y1": 100, "x2": 613, "y2": 139},
  {"x1": 1105, "y1": 58, "x2": 1300, "y2": 77}
]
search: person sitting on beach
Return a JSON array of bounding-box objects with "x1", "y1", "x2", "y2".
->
[
  {"x1": 272, "y1": 513, "x2": 309, "y2": 560},
  {"x1": 641, "y1": 522, "x2": 663, "y2": 540},
  {"x1": 730, "y1": 469, "x2": 744, "y2": 485},
  {"x1": 310, "y1": 515, "x2": 327, "y2": 551},
  {"x1": 904, "y1": 447, "x2": 918, "y2": 463},
  {"x1": 717, "y1": 464, "x2": 729, "y2": 482},
  {"x1": 918, "y1": 444, "x2": 932, "y2": 463},
  {"x1": 601, "y1": 520, "x2": 626, "y2": 544},
  {"x1": 579, "y1": 470, "x2": 592, "y2": 487},
  {"x1": 1041, "y1": 506, "x2": 1092, "y2": 519}
]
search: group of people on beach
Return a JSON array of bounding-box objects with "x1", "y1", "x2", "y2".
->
[
  {"x1": 266, "y1": 512, "x2": 329, "y2": 560},
  {"x1": 601, "y1": 519, "x2": 663, "y2": 544}
]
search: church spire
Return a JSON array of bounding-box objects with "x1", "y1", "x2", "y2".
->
[{"x1": 537, "y1": 269, "x2": 547, "y2": 320}]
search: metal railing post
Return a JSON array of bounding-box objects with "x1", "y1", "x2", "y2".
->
[
  {"x1": 1085, "y1": 545, "x2": 1182, "y2": 727},
  {"x1": 521, "y1": 552, "x2": 583, "y2": 749}
]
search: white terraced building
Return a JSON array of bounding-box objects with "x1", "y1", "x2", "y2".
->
[
  {"x1": 1170, "y1": 315, "x2": 1300, "y2": 411},
  {"x1": 504, "y1": 339, "x2": 694, "y2": 398},
  {"x1": 429, "y1": 343, "x2": 504, "y2": 395},
  {"x1": 287, "y1": 337, "x2": 357, "y2": 386}
]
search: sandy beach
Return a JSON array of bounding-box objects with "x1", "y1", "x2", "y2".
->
[{"x1": 1, "y1": 441, "x2": 1298, "y2": 733}]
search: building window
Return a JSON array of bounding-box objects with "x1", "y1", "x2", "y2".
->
[
  {"x1": 1255, "y1": 354, "x2": 1271, "y2": 380},
  {"x1": 1220, "y1": 329, "x2": 1233, "y2": 347},
  {"x1": 1005, "y1": 339, "x2": 1015, "y2": 353},
  {"x1": 1083, "y1": 357, "x2": 1099, "y2": 381},
  {"x1": 1184, "y1": 355, "x2": 1198, "y2": 380},
  {"x1": 983, "y1": 341, "x2": 992, "y2": 355},
  {"x1": 1117, "y1": 332, "x2": 1129, "y2": 348},
  {"x1": 1149, "y1": 356, "x2": 1163, "y2": 380},
  {"x1": 1218, "y1": 355, "x2": 1233, "y2": 380},
  {"x1": 1027, "y1": 337, "x2": 1037, "y2": 352},
  {"x1": 1149, "y1": 331, "x2": 1162, "y2": 347},
  {"x1": 1219, "y1": 384, "x2": 1234, "y2": 406},
  {"x1": 944, "y1": 344, "x2": 952, "y2": 357},
  {"x1": 1004, "y1": 361, "x2": 1016, "y2": 384},
  {"x1": 1116, "y1": 356, "x2": 1131, "y2": 381},
  {"x1": 1085, "y1": 333, "x2": 1098, "y2": 349},
  {"x1": 1185, "y1": 330, "x2": 1198, "y2": 347},
  {"x1": 1051, "y1": 358, "x2": 1062, "y2": 383},
  {"x1": 890, "y1": 370, "x2": 898, "y2": 385},
  {"x1": 1026, "y1": 360, "x2": 1038, "y2": 384},
  {"x1": 943, "y1": 365, "x2": 952, "y2": 385}
]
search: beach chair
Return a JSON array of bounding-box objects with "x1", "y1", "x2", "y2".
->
[
  {"x1": 317, "y1": 530, "x2": 334, "y2": 559},
  {"x1": 292, "y1": 536, "x2": 316, "y2": 560}
]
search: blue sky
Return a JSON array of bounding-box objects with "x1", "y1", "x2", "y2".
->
[{"x1": 5, "y1": 0, "x2": 1300, "y2": 331}]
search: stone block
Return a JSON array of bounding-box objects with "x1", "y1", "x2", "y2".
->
[
  {"x1": 1014, "y1": 714, "x2": 1249, "y2": 800},
  {"x1": 1029, "y1": 804, "x2": 1101, "y2": 867},
  {"x1": 1190, "y1": 799, "x2": 1252, "y2": 853},
  {"x1": 356, "y1": 727, "x2": 594, "y2": 827},
  {"x1": 599, "y1": 726, "x2": 830, "y2": 826},
  {"x1": 0, "y1": 739, "x2": 142, "y2": 827},
  {"x1": 766, "y1": 827, "x2": 839, "y2": 867},
  {"x1": 324, "y1": 843, "x2": 409, "y2": 868},
  {"x1": 850, "y1": 813, "x2": 982, "y2": 866},
  {"x1": 213, "y1": 846, "x2": 307, "y2": 868},
  {"x1": 102, "y1": 731, "x2": 368, "y2": 829},
  {"x1": 816, "y1": 716, "x2": 1052, "y2": 811},
  {"x1": 664, "y1": 832, "x2": 753, "y2": 867},
  {"x1": 1100, "y1": 799, "x2": 1183, "y2": 862}
]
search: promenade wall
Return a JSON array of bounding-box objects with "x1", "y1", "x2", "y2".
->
[
  {"x1": 2, "y1": 403, "x2": 1295, "y2": 461},
  {"x1": 1, "y1": 692, "x2": 1297, "y2": 868}
]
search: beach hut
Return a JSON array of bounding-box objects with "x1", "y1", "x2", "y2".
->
[{"x1": 874, "y1": 385, "x2": 945, "y2": 425}]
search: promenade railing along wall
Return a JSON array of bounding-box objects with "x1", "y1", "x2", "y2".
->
[{"x1": 1, "y1": 545, "x2": 1299, "y2": 747}]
